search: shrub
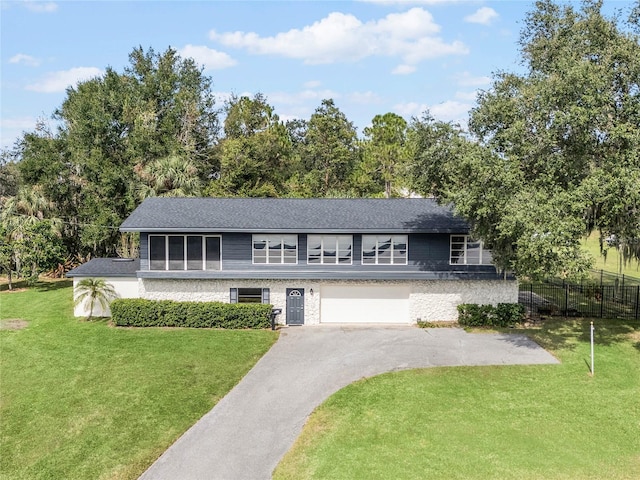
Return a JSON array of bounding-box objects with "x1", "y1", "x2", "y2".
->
[
  {"x1": 457, "y1": 303, "x2": 525, "y2": 328},
  {"x1": 110, "y1": 299, "x2": 272, "y2": 329}
]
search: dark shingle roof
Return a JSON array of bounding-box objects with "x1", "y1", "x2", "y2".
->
[
  {"x1": 66, "y1": 258, "x2": 140, "y2": 277},
  {"x1": 119, "y1": 198, "x2": 469, "y2": 233}
]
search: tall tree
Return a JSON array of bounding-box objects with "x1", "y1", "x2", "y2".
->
[
  {"x1": 410, "y1": 0, "x2": 640, "y2": 279},
  {"x1": 16, "y1": 47, "x2": 220, "y2": 257},
  {"x1": 301, "y1": 99, "x2": 359, "y2": 196},
  {"x1": 360, "y1": 113, "x2": 408, "y2": 198},
  {"x1": 207, "y1": 94, "x2": 293, "y2": 197}
]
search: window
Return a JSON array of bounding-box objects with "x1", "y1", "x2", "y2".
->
[
  {"x1": 253, "y1": 235, "x2": 297, "y2": 264},
  {"x1": 149, "y1": 235, "x2": 221, "y2": 270},
  {"x1": 230, "y1": 288, "x2": 270, "y2": 304},
  {"x1": 362, "y1": 235, "x2": 408, "y2": 265},
  {"x1": 307, "y1": 235, "x2": 352, "y2": 264},
  {"x1": 450, "y1": 235, "x2": 493, "y2": 265}
]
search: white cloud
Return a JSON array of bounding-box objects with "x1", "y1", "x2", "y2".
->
[
  {"x1": 303, "y1": 80, "x2": 322, "y2": 88},
  {"x1": 25, "y1": 66, "x2": 104, "y2": 93},
  {"x1": 9, "y1": 53, "x2": 41, "y2": 66},
  {"x1": 178, "y1": 44, "x2": 237, "y2": 70},
  {"x1": 23, "y1": 1, "x2": 58, "y2": 13},
  {"x1": 346, "y1": 91, "x2": 383, "y2": 104},
  {"x1": 429, "y1": 100, "x2": 471, "y2": 123},
  {"x1": 456, "y1": 71, "x2": 491, "y2": 87},
  {"x1": 393, "y1": 99, "x2": 471, "y2": 124},
  {"x1": 392, "y1": 64, "x2": 416, "y2": 75},
  {"x1": 455, "y1": 90, "x2": 479, "y2": 101},
  {"x1": 209, "y1": 8, "x2": 468, "y2": 66},
  {"x1": 464, "y1": 7, "x2": 499, "y2": 26},
  {"x1": 0, "y1": 116, "x2": 36, "y2": 149}
]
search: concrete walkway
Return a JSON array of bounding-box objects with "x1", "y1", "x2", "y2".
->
[{"x1": 139, "y1": 326, "x2": 558, "y2": 480}]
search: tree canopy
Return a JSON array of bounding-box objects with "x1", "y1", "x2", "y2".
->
[
  {"x1": 2, "y1": 3, "x2": 639, "y2": 283},
  {"x1": 410, "y1": 0, "x2": 640, "y2": 279}
]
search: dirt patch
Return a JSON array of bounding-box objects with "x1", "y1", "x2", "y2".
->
[
  {"x1": 1, "y1": 288, "x2": 29, "y2": 293},
  {"x1": 0, "y1": 319, "x2": 29, "y2": 330}
]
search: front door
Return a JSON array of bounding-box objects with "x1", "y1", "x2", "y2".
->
[{"x1": 286, "y1": 288, "x2": 304, "y2": 325}]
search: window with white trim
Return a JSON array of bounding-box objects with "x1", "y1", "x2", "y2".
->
[
  {"x1": 252, "y1": 235, "x2": 297, "y2": 264},
  {"x1": 149, "y1": 235, "x2": 221, "y2": 270},
  {"x1": 307, "y1": 235, "x2": 352, "y2": 264},
  {"x1": 450, "y1": 235, "x2": 493, "y2": 265},
  {"x1": 362, "y1": 235, "x2": 408, "y2": 265}
]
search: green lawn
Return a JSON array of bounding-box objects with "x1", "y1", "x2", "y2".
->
[
  {"x1": 0, "y1": 281, "x2": 278, "y2": 480},
  {"x1": 582, "y1": 233, "x2": 640, "y2": 277},
  {"x1": 274, "y1": 319, "x2": 640, "y2": 480}
]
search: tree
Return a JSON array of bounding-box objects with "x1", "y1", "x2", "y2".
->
[
  {"x1": 16, "y1": 47, "x2": 220, "y2": 257},
  {"x1": 359, "y1": 113, "x2": 408, "y2": 198},
  {"x1": 137, "y1": 154, "x2": 202, "y2": 198},
  {"x1": 300, "y1": 99, "x2": 359, "y2": 196},
  {"x1": 0, "y1": 186, "x2": 65, "y2": 284},
  {"x1": 207, "y1": 94, "x2": 294, "y2": 197},
  {"x1": 410, "y1": 0, "x2": 640, "y2": 279},
  {"x1": 73, "y1": 278, "x2": 117, "y2": 319}
]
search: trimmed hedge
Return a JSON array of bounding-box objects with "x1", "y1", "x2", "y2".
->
[
  {"x1": 457, "y1": 303, "x2": 525, "y2": 328},
  {"x1": 110, "y1": 298, "x2": 272, "y2": 329}
]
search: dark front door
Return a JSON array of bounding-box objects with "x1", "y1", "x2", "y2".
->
[{"x1": 286, "y1": 288, "x2": 304, "y2": 325}]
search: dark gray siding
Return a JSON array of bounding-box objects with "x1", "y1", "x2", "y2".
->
[
  {"x1": 140, "y1": 233, "x2": 149, "y2": 270},
  {"x1": 135, "y1": 231, "x2": 499, "y2": 278},
  {"x1": 408, "y1": 233, "x2": 450, "y2": 270},
  {"x1": 222, "y1": 233, "x2": 252, "y2": 269}
]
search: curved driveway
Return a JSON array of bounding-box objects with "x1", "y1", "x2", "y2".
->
[{"x1": 140, "y1": 326, "x2": 558, "y2": 480}]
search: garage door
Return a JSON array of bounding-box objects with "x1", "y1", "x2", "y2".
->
[{"x1": 320, "y1": 285, "x2": 410, "y2": 323}]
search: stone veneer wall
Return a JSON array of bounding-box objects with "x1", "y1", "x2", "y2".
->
[
  {"x1": 139, "y1": 278, "x2": 518, "y2": 324},
  {"x1": 409, "y1": 279, "x2": 519, "y2": 322},
  {"x1": 140, "y1": 278, "x2": 321, "y2": 326}
]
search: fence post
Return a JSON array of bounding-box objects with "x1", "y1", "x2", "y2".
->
[
  {"x1": 600, "y1": 285, "x2": 605, "y2": 319},
  {"x1": 635, "y1": 286, "x2": 639, "y2": 321},
  {"x1": 600, "y1": 269, "x2": 603, "y2": 290},
  {"x1": 564, "y1": 282, "x2": 569, "y2": 317}
]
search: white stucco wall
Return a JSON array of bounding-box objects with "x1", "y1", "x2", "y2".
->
[
  {"x1": 138, "y1": 278, "x2": 518, "y2": 324},
  {"x1": 73, "y1": 277, "x2": 140, "y2": 317}
]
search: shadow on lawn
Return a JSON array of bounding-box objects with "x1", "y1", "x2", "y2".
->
[
  {"x1": 510, "y1": 317, "x2": 640, "y2": 352},
  {"x1": 0, "y1": 278, "x2": 72, "y2": 292},
  {"x1": 35, "y1": 279, "x2": 72, "y2": 291}
]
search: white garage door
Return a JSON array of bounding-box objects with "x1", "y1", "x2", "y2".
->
[{"x1": 320, "y1": 285, "x2": 410, "y2": 324}]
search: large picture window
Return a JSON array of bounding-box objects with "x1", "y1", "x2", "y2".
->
[
  {"x1": 307, "y1": 235, "x2": 352, "y2": 264},
  {"x1": 253, "y1": 235, "x2": 297, "y2": 264},
  {"x1": 362, "y1": 235, "x2": 408, "y2": 265},
  {"x1": 450, "y1": 235, "x2": 493, "y2": 265},
  {"x1": 149, "y1": 235, "x2": 221, "y2": 270}
]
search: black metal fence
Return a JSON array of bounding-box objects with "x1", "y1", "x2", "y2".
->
[
  {"x1": 519, "y1": 282, "x2": 640, "y2": 321},
  {"x1": 588, "y1": 269, "x2": 640, "y2": 287}
]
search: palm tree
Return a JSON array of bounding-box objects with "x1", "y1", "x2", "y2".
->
[
  {"x1": 136, "y1": 154, "x2": 202, "y2": 199},
  {"x1": 73, "y1": 278, "x2": 117, "y2": 319}
]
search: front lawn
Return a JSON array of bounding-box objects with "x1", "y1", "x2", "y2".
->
[
  {"x1": 0, "y1": 281, "x2": 278, "y2": 480},
  {"x1": 274, "y1": 319, "x2": 640, "y2": 480}
]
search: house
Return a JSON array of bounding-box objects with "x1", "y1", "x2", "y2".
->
[{"x1": 67, "y1": 197, "x2": 517, "y2": 323}]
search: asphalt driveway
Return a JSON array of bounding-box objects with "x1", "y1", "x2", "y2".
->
[{"x1": 139, "y1": 326, "x2": 558, "y2": 480}]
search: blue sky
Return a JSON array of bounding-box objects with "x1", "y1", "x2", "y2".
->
[{"x1": 0, "y1": 0, "x2": 632, "y2": 150}]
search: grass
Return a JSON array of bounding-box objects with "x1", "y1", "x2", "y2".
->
[
  {"x1": 0, "y1": 281, "x2": 278, "y2": 480},
  {"x1": 582, "y1": 233, "x2": 640, "y2": 277},
  {"x1": 274, "y1": 318, "x2": 640, "y2": 480}
]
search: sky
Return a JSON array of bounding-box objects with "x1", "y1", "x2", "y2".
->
[{"x1": 0, "y1": 0, "x2": 633, "y2": 150}]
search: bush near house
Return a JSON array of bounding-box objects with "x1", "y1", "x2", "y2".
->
[
  {"x1": 457, "y1": 303, "x2": 525, "y2": 328},
  {"x1": 110, "y1": 298, "x2": 273, "y2": 329}
]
